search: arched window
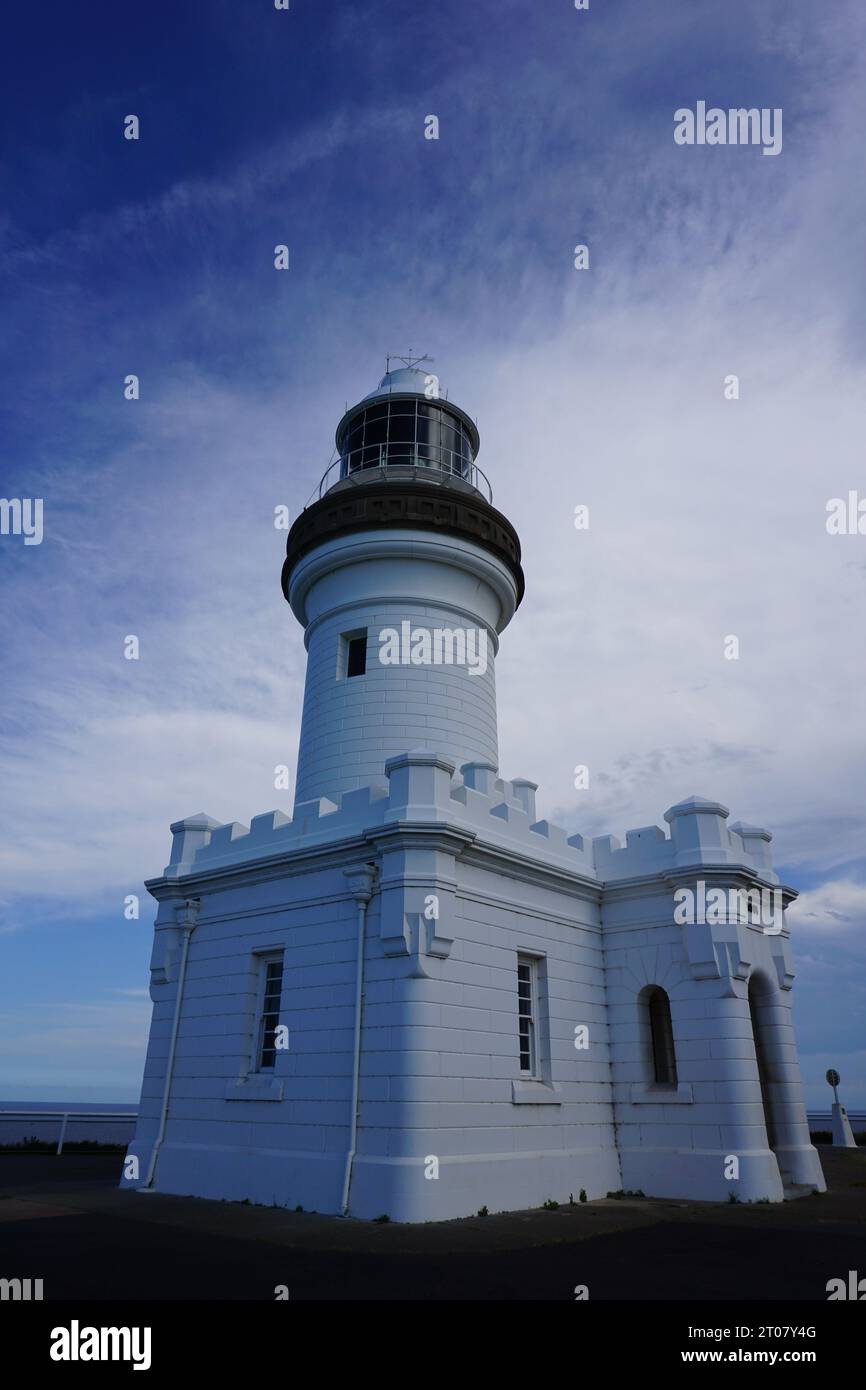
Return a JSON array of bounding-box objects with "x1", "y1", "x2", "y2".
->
[{"x1": 646, "y1": 987, "x2": 678, "y2": 1087}]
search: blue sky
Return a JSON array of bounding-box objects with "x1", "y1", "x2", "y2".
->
[{"x1": 1, "y1": 0, "x2": 864, "y2": 1107}]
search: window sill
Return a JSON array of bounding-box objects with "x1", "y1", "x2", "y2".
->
[
  {"x1": 224, "y1": 1076, "x2": 284, "y2": 1103},
  {"x1": 629, "y1": 1083, "x2": 693, "y2": 1105},
  {"x1": 512, "y1": 1079, "x2": 562, "y2": 1105}
]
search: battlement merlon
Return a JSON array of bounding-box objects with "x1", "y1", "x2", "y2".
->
[
  {"x1": 164, "y1": 813, "x2": 222, "y2": 878},
  {"x1": 591, "y1": 795, "x2": 782, "y2": 885}
]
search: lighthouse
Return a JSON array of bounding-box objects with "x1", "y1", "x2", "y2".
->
[
  {"x1": 127, "y1": 365, "x2": 825, "y2": 1221},
  {"x1": 283, "y1": 363, "x2": 523, "y2": 808}
]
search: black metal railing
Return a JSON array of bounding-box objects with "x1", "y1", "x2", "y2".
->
[{"x1": 318, "y1": 450, "x2": 493, "y2": 502}]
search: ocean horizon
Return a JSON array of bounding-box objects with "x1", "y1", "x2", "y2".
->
[
  {"x1": 0, "y1": 1100, "x2": 138, "y2": 1147},
  {"x1": 0, "y1": 1100, "x2": 138, "y2": 1114}
]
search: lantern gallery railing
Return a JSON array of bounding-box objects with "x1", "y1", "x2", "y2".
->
[{"x1": 318, "y1": 452, "x2": 493, "y2": 502}]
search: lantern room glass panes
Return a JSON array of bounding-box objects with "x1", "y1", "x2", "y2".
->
[{"x1": 338, "y1": 400, "x2": 474, "y2": 481}]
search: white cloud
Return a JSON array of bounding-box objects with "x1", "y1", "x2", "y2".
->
[
  {"x1": 788, "y1": 880, "x2": 866, "y2": 932},
  {"x1": 0, "y1": 1000, "x2": 151, "y2": 1061},
  {"x1": 2, "y1": 0, "x2": 866, "y2": 920}
]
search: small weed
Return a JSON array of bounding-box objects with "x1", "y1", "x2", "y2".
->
[
  {"x1": 542, "y1": 1198, "x2": 559, "y2": 1211},
  {"x1": 579, "y1": 1189, "x2": 587, "y2": 1203},
  {"x1": 477, "y1": 1205, "x2": 489, "y2": 1217},
  {"x1": 373, "y1": 1213, "x2": 390, "y2": 1224}
]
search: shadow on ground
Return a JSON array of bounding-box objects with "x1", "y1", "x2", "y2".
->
[{"x1": 1, "y1": 1147, "x2": 864, "y2": 1300}]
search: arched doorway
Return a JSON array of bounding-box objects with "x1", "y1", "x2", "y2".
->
[{"x1": 748, "y1": 973, "x2": 779, "y2": 1152}]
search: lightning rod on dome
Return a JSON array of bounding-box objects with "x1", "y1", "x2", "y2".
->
[{"x1": 385, "y1": 350, "x2": 434, "y2": 374}]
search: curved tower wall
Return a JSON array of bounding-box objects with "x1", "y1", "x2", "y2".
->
[{"x1": 289, "y1": 528, "x2": 518, "y2": 808}]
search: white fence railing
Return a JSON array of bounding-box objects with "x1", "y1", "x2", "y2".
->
[
  {"x1": 807, "y1": 1110, "x2": 865, "y2": 1131},
  {"x1": 1, "y1": 1109, "x2": 858, "y2": 1155},
  {"x1": 0, "y1": 1110, "x2": 137, "y2": 1154}
]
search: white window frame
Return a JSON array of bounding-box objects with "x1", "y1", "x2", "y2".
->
[
  {"x1": 517, "y1": 954, "x2": 540, "y2": 1079},
  {"x1": 254, "y1": 952, "x2": 285, "y2": 1073}
]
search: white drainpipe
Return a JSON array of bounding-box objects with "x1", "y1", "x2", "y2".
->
[
  {"x1": 341, "y1": 865, "x2": 378, "y2": 1216},
  {"x1": 142, "y1": 898, "x2": 200, "y2": 1191}
]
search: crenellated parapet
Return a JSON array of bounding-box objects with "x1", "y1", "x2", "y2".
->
[
  {"x1": 593, "y1": 795, "x2": 780, "y2": 885},
  {"x1": 152, "y1": 748, "x2": 595, "y2": 884},
  {"x1": 153, "y1": 760, "x2": 782, "y2": 897}
]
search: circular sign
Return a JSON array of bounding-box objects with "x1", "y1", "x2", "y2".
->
[{"x1": 826, "y1": 1069, "x2": 840, "y2": 1087}]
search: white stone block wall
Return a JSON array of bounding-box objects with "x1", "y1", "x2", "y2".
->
[
  {"x1": 295, "y1": 600, "x2": 499, "y2": 807},
  {"x1": 349, "y1": 861, "x2": 621, "y2": 1221},
  {"x1": 128, "y1": 838, "x2": 621, "y2": 1220},
  {"x1": 127, "y1": 754, "x2": 824, "y2": 1219},
  {"x1": 287, "y1": 530, "x2": 519, "y2": 807},
  {"x1": 603, "y1": 885, "x2": 824, "y2": 1202},
  {"x1": 129, "y1": 868, "x2": 372, "y2": 1212}
]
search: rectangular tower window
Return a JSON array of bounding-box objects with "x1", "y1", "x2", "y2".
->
[
  {"x1": 347, "y1": 635, "x2": 366, "y2": 677},
  {"x1": 256, "y1": 954, "x2": 285, "y2": 1071},
  {"x1": 338, "y1": 628, "x2": 367, "y2": 679},
  {"x1": 517, "y1": 955, "x2": 538, "y2": 1076}
]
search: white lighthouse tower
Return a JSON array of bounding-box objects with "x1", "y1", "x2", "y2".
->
[
  {"x1": 127, "y1": 365, "x2": 825, "y2": 1221},
  {"x1": 284, "y1": 363, "x2": 522, "y2": 808}
]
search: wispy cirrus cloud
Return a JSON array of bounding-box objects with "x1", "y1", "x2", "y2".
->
[{"x1": 789, "y1": 880, "x2": 866, "y2": 932}]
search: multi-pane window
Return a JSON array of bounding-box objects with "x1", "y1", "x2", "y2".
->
[
  {"x1": 257, "y1": 955, "x2": 284, "y2": 1071},
  {"x1": 337, "y1": 399, "x2": 475, "y2": 481},
  {"x1": 517, "y1": 956, "x2": 538, "y2": 1076}
]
